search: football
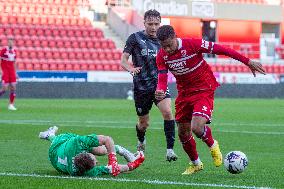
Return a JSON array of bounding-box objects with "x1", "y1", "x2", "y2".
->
[{"x1": 224, "y1": 151, "x2": 248, "y2": 174}]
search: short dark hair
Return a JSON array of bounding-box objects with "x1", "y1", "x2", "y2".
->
[
  {"x1": 144, "y1": 9, "x2": 161, "y2": 21},
  {"x1": 74, "y1": 153, "x2": 95, "y2": 175},
  {"x1": 157, "y1": 25, "x2": 176, "y2": 41}
]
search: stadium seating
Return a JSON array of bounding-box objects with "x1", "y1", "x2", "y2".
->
[{"x1": 0, "y1": 0, "x2": 122, "y2": 71}]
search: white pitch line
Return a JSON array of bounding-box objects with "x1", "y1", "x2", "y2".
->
[
  {"x1": 0, "y1": 120, "x2": 284, "y2": 135},
  {"x1": 0, "y1": 172, "x2": 272, "y2": 189},
  {"x1": 0, "y1": 119, "x2": 284, "y2": 127}
]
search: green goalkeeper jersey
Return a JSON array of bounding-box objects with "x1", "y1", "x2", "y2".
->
[{"x1": 48, "y1": 133, "x2": 109, "y2": 176}]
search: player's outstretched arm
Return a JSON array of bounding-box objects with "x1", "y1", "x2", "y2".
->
[
  {"x1": 247, "y1": 59, "x2": 266, "y2": 77},
  {"x1": 209, "y1": 42, "x2": 266, "y2": 76}
]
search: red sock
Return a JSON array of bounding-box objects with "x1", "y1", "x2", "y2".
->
[
  {"x1": 180, "y1": 135, "x2": 199, "y2": 161},
  {"x1": 201, "y1": 125, "x2": 215, "y2": 147},
  {"x1": 9, "y1": 92, "x2": 16, "y2": 104}
]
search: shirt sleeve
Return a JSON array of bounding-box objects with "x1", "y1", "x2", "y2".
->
[
  {"x1": 191, "y1": 38, "x2": 249, "y2": 65},
  {"x1": 156, "y1": 50, "x2": 168, "y2": 92},
  {"x1": 77, "y1": 134, "x2": 100, "y2": 151},
  {"x1": 0, "y1": 49, "x2": 4, "y2": 59},
  {"x1": 84, "y1": 166, "x2": 110, "y2": 176},
  {"x1": 123, "y1": 33, "x2": 136, "y2": 55}
]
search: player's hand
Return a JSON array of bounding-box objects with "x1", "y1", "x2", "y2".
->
[
  {"x1": 155, "y1": 90, "x2": 166, "y2": 101},
  {"x1": 130, "y1": 67, "x2": 142, "y2": 76},
  {"x1": 247, "y1": 60, "x2": 266, "y2": 77},
  {"x1": 107, "y1": 153, "x2": 120, "y2": 176}
]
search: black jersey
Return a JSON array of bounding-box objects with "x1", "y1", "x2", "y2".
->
[{"x1": 123, "y1": 31, "x2": 161, "y2": 91}]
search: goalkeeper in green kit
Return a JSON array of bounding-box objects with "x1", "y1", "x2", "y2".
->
[{"x1": 39, "y1": 126, "x2": 145, "y2": 177}]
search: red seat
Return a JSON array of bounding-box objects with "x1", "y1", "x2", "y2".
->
[
  {"x1": 17, "y1": 62, "x2": 26, "y2": 70},
  {"x1": 17, "y1": 39, "x2": 25, "y2": 47},
  {"x1": 28, "y1": 28, "x2": 37, "y2": 36},
  {"x1": 40, "y1": 39, "x2": 48, "y2": 47},
  {"x1": 49, "y1": 62, "x2": 58, "y2": 70},
  {"x1": 86, "y1": 41, "x2": 94, "y2": 48},
  {"x1": 71, "y1": 41, "x2": 79, "y2": 48},
  {"x1": 36, "y1": 28, "x2": 44, "y2": 36},
  {"x1": 59, "y1": 29, "x2": 67, "y2": 37},
  {"x1": 45, "y1": 49, "x2": 53, "y2": 59},
  {"x1": 57, "y1": 62, "x2": 66, "y2": 70},
  {"x1": 67, "y1": 30, "x2": 74, "y2": 37},
  {"x1": 41, "y1": 61, "x2": 49, "y2": 70},
  {"x1": 24, "y1": 17, "x2": 33, "y2": 25},
  {"x1": 65, "y1": 62, "x2": 74, "y2": 70},
  {"x1": 75, "y1": 30, "x2": 82, "y2": 37},
  {"x1": 52, "y1": 29, "x2": 59, "y2": 36},
  {"x1": 40, "y1": 17, "x2": 48, "y2": 25},
  {"x1": 48, "y1": 40, "x2": 56, "y2": 48},
  {"x1": 25, "y1": 39, "x2": 33, "y2": 47},
  {"x1": 76, "y1": 51, "x2": 83, "y2": 60},
  {"x1": 37, "y1": 50, "x2": 45, "y2": 59},
  {"x1": 56, "y1": 40, "x2": 64, "y2": 48},
  {"x1": 44, "y1": 28, "x2": 52, "y2": 36},
  {"x1": 98, "y1": 51, "x2": 107, "y2": 60},
  {"x1": 79, "y1": 41, "x2": 87, "y2": 48},
  {"x1": 64, "y1": 40, "x2": 71, "y2": 48},
  {"x1": 91, "y1": 51, "x2": 98, "y2": 60},
  {"x1": 68, "y1": 51, "x2": 76, "y2": 60},
  {"x1": 13, "y1": 28, "x2": 21, "y2": 36},
  {"x1": 32, "y1": 16, "x2": 41, "y2": 25},
  {"x1": 33, "y1": 61, "x2": 42, "y2": 70}
]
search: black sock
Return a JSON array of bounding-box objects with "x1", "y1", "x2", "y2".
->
[
  {"x1": 136, "y1": 125, "x2": 146, "y2": 142},
  {"x1": 164, "y1": 120, "x2": 175, "y2": 149}
]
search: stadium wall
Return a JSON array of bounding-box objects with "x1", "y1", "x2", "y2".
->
[{"x1": 13, "y1": 83, "x2": 284, "y2": 99}]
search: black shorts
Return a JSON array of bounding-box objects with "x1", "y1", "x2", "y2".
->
[{"x1": 134, "y1": 88, "x2": 171, "y2": 116}]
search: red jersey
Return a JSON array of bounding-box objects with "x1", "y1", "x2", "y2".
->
[
  {"x1": 0, "y1": 46, "x2": 17, "y2": 71},
  {"x1": 156, "y1": 38, "x2": 250, "y2": 94}
]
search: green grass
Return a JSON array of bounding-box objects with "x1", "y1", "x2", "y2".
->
[{"x1": 0, "y1": 99, "x2": 284, "y2": 189}]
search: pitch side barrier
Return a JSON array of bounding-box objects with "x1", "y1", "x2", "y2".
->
[{"x1": 9, "y1": 71, "x2": 284, "y2": 98}]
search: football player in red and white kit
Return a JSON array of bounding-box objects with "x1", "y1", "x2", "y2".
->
[
  {"x1": 0, "y1": 37, "x2": 18, "y2": 110},
  {"x1": 155, "y1": 25, "x2": 266, "y2": 175}
]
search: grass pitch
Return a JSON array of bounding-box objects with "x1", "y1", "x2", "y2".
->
[{"x1": 0, "y1": 98, "x2": 283, "y2": 189}]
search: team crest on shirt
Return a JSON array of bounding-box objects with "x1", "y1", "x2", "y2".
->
[
  {"x1": 163, "y1": 56, "x2": 168, "y2": 60},
  {"x1": 201, "y1": 39, "x2": 209, "y2": 49},
  {"x1": 202, "y1": 106, "x2": 208, "y2": 112},
  {"x1": 181, "y1": 50, "x2": 187, "y2": 57}
]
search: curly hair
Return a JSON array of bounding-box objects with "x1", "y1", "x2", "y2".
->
[
  {"x1": 74, "y1": 153, "x2": 95, "y2": 175},
  {"x1": 144, "y1": 9, "x2": 161, "y2": 21},
  {"x1": 157, "y1": 25, "x2": 176, "y2": 41}
]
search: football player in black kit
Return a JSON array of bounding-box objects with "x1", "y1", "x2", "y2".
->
[{"x1": 121, "y1": 9, "x2": 177, "y2": 162}]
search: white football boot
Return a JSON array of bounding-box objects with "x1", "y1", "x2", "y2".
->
[
  {"x1": 39, "y1": 126, "x2": 58, "y2": 140},
  {"x1": 166, "y1": 149, "x2": 178, "y2": 162},
  {"x1": 8, "y1": 104, "x2": 17, "y2": 111}
]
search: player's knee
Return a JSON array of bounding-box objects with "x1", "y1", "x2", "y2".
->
[
  {"x1": 138, "y1": 121, "x2": 149, "y2": 131},
  {"x1": 161, "y1": 110, "x2": 173, "y2": 120},
  {"x1": 191, "y1": 122, "x2": 205, "y2": 136}
]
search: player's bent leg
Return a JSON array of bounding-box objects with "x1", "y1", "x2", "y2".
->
[
  {"x1": 115, "y1": 145, "x2": 136, "y2": 162},
  {"x1": 0, "y1": 84, "x2": 9, "y2": 97},
  {"x1": 191, "y1": 116, "x2": 222, "y2": 167},
  {"x1": 39, "y1": 126, "x2": 58, "y2": 141},
  {"x1": 136, "y1": 114, "x2": 149, "y2": 152},
  {"x1": 157, "y1": 98, "x2": 177, "y2": 162}
]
